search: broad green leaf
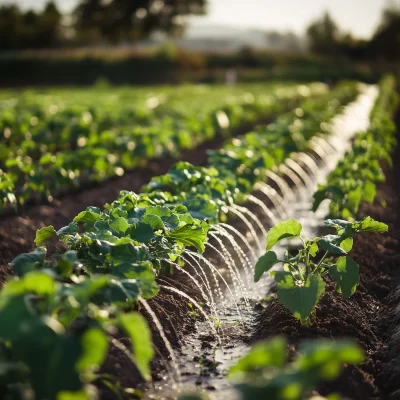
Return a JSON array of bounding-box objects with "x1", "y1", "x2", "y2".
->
[
  {"x1": 183, "y1": 197, "x2": 219, "y2": 223},
  {"x1": 363, "y1": 181, "x2": 376, "y2": 203},
  {"x1": 10, "y1": 247, "x2": 46, "y2": 276},
  {"x1": 297, "y1": 339, "x2": 363, "y2": 380},
  {"x1": 57, "y1": 251, "x2": 78, "y2": 278},
  {"x1": 111, "y1": 262, "x2": 159, "y2": 299},
  {"x1": 329, "y1": 256, "x2": 359, "y2": 299},
  {"x1": 347, "y1": 186, "x2": 362, "y2": 213},
  {"x1": 276, "y1": 272, "x2": 325, "y2": 321},
  {"x1": 309, "y1": 242, "x2": 319, "y2": 257},
  {"x1": 2, "y1": 271, "x2": 55, "y2": 298},
  {"x1": 319, "y1": 235, "x2": 347, "y2": 255},
  {"x1": 57, "y1": 222, "x2": 78, "y2": 237},
  {"x1": 76, "y1": 328, "x2": 108, "y2": 372},
  {"x1": 119, "y1": 313, "x2": 154, "y2": 381},
  {"x1": 355, "y1": 217, "x2": 388, "y2": 233},
  {"x1": 266, "y1": 219, "x2": 302, "y2": 250},
  {"x1": 142, "y1": 214, "x2": 165, "y2": 231},
  {"x1": 129, "y1": 221, "x2": 156, "y2": 243},
  {"x1": 94, "y1": 279, "x2": 140, "y2": 305},
  {"x1": 145, "y1": 206, "x2": 171, "y2": 218},
  {"x1": 110, "y1": 242, "x2": 151, "y2": 263},
  {"x1": 0, "y1": 297, "x2": 83, "y2": 399},
  {"x1": 110, "y1": 217, "x2": 129, "y2": 234},
  {"x1": 57, "y1": 391, "x2": 89, "y2": 400},
  {"x1": 35, "y1": 226, "x2": 57, "y2": 246},
  {"x1": 229, "y1": 336, "x2": 287, "y2": 375},
  {"x1": 340, "y1": 237, "x2": 353, "y2": 252},
  {"x1": 170, "y1": 224, "x2": 208, "y2": 253},
  {"x1": 324, "y1": 219, "x2": 352, "y2": 230},
  {"x1": 254, "y1": 251, "x2": 279, "y2": 282},
  {"x1": 73, "y1": 207, "x2": 101, "y2": 224}
]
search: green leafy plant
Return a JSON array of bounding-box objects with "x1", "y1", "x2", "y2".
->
[
  {"x1": 0, "y1": 249, "x2": 155, "y2": 398},
  {"x1": 254, "y1": 217, "x2": 388, "y2": 325},
  {"x1": 313, "y1": 74, "x2": 398, "y2": 219},
  {"x1": 228, "y1": 336, "x2": 363, "y2": 400}
]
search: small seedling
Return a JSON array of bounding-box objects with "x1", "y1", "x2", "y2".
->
[{"x1": 254, "y1": 217, "x2": 388, "y2": 326}]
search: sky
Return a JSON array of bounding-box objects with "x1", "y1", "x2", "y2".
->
[{"x1": 2, "y1": 0, "x2": 388, "y2": 39}]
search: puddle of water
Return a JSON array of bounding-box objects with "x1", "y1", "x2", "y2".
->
[{"x1": 146, "y1": 85, "x2": 378, "y2": 399}]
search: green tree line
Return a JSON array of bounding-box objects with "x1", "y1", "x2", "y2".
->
[{"x1": 0, "y1": 0, "x2": 399, "y2": 62}]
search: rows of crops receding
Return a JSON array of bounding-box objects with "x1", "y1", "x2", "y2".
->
[
  {"x1": 0, "y1": 76, "x2": 399, "y2": 400},
  {"x1": 0, "y1": 82, "x2": 327, "y2": 213}
]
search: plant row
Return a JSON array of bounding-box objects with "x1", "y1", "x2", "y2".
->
[
  {"x1": 312, "y1": 74, "x2": 399, "y2": 219},
  {"x1": 0, "y1": 82, "x2": 362, "y2": 399},
  {"x1": 0, "y1": 82, "x2": 327, "y2": 211}
]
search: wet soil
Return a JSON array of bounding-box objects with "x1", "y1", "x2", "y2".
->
[{"x1": 252, "y1": 111, "x2": 400, "y2": 399}]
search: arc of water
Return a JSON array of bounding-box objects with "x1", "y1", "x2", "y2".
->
[
  {"x1": 233, "y1": 204, "x2": 268, "y2": 243},
  {"x1": 139, "y1": 297, "x2": 181, "y2": 385},
  {"x1": 179, "y1": 254, "x2": 214, "y2": 303},
  {"x1": 247, "y1": 194, "x2": 279, "y2": 225},
  {"x1": 228, "y1": 205, "x2": 264, "y2": 253},
  {"x1": 186, "y1": 251, "x2": 244, "y2": 323},
  {"x1": 168, "y1": 260, "x2": 217, "y2": 318},
  {"x1": 159, "y1": 285, "x2": 222, "y2": 346},
  {"x1": 312, "y1": 135, "x2": 336, "y2": 155},
  {"x1": 254, "y1": 182, "x2": 287, "y2": 219},
  {"x1": 266, "y1": 170, "x2": 295, "y2": 201},
  {"x1": 285, "y1": 158, "x2": 313, "y2": 188},
  {"x1": 185, "y1": 252, "x2": 226, "y2": 310},
  {"x1": 279, "y1": 164, "x2": 307, "y2": 195},
  {"x1": 209, "y1": 233, "x2": 251, "y2": 310},
  {"x1": 213, "y1": 225, "x2": 253, "y2": 286},
  {"x1": 206, "y1": 241, "x2": 248, "y2": 307},
  {"x1": 291, "y1": 153, "x2": 319, "y2": 179},
  {"x1": 219, "y1": 222, "x2": 256, "y2": 262}
]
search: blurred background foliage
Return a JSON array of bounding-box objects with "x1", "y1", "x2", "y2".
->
[{"x1": 0, "y1": 0, "x2": 400, "y2": 86}]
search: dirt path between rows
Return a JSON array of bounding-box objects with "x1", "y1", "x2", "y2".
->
[{"x1": 251, "y1": 107, "x2": 400, "y2": 399}]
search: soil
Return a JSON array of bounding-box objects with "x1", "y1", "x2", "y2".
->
[{"x1": 251, "y1": 110, "x2": 400, "y2": 399}]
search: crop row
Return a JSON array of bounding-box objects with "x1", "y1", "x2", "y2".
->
[
  {"x1": 242, "y1": 74, "x2": 398, "y2": 399},
  {"x1": 312, "y1": 75, "x2": 399, "y2": 219},
  {"x1": 0, "y1": 81, "x2": 366, "y2": 399},
  {"x1": 0, "y1": 82, "x2": 327, "y2": 211}
]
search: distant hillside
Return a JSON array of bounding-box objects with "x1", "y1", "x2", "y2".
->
[{"x1": 175, "y1": 23, "x2": 306, "y2": 53}]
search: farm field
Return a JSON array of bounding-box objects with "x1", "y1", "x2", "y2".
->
[
  {"x1": 0, "y1": 82, "x2": 327, "y2": 212},
  {"x1": 0, "y1": 75, "x2": 399, "y2": 400}
]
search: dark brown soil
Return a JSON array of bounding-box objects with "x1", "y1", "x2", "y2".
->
[{"x1": 251, "y1": 112, "x2": 400, "y2": 399}]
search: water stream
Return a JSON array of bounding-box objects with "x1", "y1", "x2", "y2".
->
[{"x1": 145, "y1": 85, "x2": 378, "y2": 399}]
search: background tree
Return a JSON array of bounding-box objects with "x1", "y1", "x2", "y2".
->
[
  {"x1": 74, "y1": 0, "x2": 207, "y2": 43},
  {"x1": 368, "y1": 3, "x2": 400, "y2": 61},
  {"x1": 306, "y1": 12, "x2": 341, "y2": 56},
  {"x1": 0, "y1": 1, "x2": 61, "y2": 50}
]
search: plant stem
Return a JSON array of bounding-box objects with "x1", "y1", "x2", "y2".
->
[{"x1": 316, "y1": 251, "x2": 329, "y2": 271}]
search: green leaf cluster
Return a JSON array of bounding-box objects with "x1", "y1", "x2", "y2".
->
[
  {"x1": 255, "y1": 217, "x2": 388, "y2": 324},
  {"x1": 229, "y1": 336, "x2": 363, "y2": 400}
]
